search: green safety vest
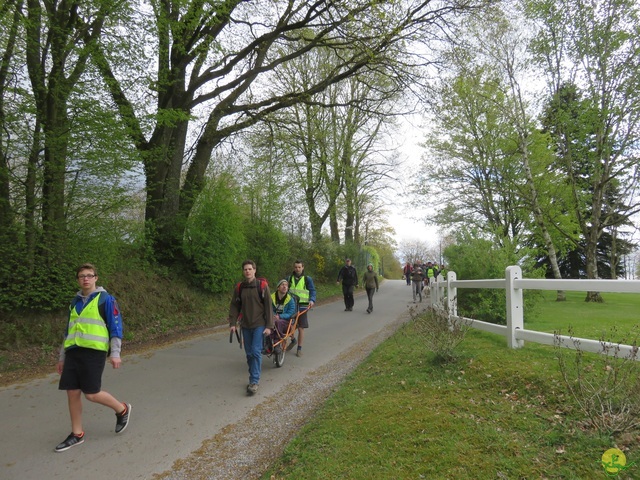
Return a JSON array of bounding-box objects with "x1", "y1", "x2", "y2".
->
[
  {"x1": 288, "y1": 275, "x2": 310, "y2": 305},
  {"x1": 64, "y1": 293, "x2": 109, "y2": 352}
]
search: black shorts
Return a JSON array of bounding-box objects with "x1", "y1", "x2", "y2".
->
[
  {"x1": 58, "y1": 347, "x2": 107, "y2": 394},
  {"x1": 296, "y1": 308, "x2": 309, "y2": 329}
]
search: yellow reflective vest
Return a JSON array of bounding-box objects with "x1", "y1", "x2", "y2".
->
[
  {"x1": 288, "y1": 275, "x2": 310, "y2": 305},
  {"x1": 64, "y1": 293, "x2": 109, "y2": 352}
]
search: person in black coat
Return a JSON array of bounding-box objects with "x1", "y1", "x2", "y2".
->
[{"x1": 336, "y1": 258, "x2": 359, "y2": 311}]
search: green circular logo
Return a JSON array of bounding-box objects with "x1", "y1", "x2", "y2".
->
[{"x1": 602, "y1": 448, "x2": 627, "y2": 476}]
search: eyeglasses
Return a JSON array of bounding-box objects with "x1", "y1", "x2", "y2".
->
[{"x1": 78, "y1": 274, "x2": 96, "y2": 279}]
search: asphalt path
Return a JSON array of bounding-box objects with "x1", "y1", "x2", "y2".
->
[{"x1": 0, "y1": 279, "x2": 421, "y2": 480}]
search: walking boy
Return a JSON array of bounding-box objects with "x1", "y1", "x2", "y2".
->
[
  {"x1": 229, "y1": 260, "x2": 273, "y2": 395},
  {"x1": 55, "y1": 263, "x2": 131, "y2": 452},
  {"x1": 288, "y1": 260, "x2": 316, "y2": 357}
]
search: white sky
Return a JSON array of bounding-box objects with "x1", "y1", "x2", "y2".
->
[{"x1": 387, "y1": 114, "x2": 439, "y2": 248}]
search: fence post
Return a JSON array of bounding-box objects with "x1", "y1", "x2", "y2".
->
[
  {"x1": 505, "y1": 265, "x2": 524, "y2": 349},
  {"x1": 447, "y1": 271, "x2": 457, "y2": 318},
  {"x1": 437, "y1": 275, "x2": 445, "y2": 307},
  {"x1": 430, "y1": 277, "x2": 438, "y2": 306},
  {"x1": 434, "y1": 275, "x2": 443, "y2": 307}
]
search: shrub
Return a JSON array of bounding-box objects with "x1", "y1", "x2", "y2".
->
[
  {"x1": 554, "y1": 326, "x2": 640, "y2": 434},
  {"x1": 243, "y1": 221, "x2": 291, "y2": 282},
  {"x1": 183, "y1": 176, "x2": 247, "y2": 293},
  {"x1": 411, "y1": 306, "x2": 469, "y2": 363}
]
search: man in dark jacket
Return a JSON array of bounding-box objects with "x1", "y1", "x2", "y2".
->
[{"x1": 336, "y1": 258, "x2": 359, "y2": 311}]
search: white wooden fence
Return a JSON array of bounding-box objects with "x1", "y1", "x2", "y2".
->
[{"x1": 429, "y1": 266, "x2": 640, "y2": 360}]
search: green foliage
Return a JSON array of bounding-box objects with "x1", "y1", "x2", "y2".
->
[
  {"x1": 361, "y1": 244, "x2": 380, "y2": 272},
  {"x1": 183, "y1": 176, "x2": 247, "y2": 294},
  {"x1": 311, "y1": 238, "x2": 341, "y2": 282},
  {"x1": 0, "y1": 226, "x2": 115, "y2": 311},
  {"x1": 444, "y1": 230, "x2": 544, "y2": 323},
  {"x1": 242, "y1": 221, "x2": 291, "y2": 282},
  {"x1": 280, "y1": 236, "x2": 340, "y2": 283}
]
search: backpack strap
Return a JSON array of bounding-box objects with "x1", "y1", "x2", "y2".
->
[{"x1": 236, "y1": 279, "x2": 267, "y2": 304}]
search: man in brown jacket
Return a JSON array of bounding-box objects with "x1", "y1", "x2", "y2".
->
[{"x1": 229, "y1": 260, "x2": 273, "y2": 395}]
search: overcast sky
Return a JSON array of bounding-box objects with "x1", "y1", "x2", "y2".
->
[{"x1": 387, "y1": 115, "x2": 439, "y2": 247}]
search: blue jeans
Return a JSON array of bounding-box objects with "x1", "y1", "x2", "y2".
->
[{"x1": 242, "y1": 326, "x2": 265, "y2": 385}]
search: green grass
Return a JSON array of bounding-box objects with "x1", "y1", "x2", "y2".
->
[
  {"x1": 263, "y1": 292, "x2": 640, "y2": 479},
  {"x1": 527, "y1": 291, "x2": 640, "y2": 342}
]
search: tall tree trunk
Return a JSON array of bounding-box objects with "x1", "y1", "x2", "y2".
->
[
  {"x1": 144, "y1": 119, "x2": 190, "y2": 263},
  {"x1": 610, "y1": 227, "x2": 619, "y2": 279},
  {"x1": 584, "y1": 225, "x2": 603, "y2": 302},
  {"x1": 24, "y1": 124, "x2": 40, "y2": 269},
  {"x1": 23, "y1": 0, "x2": 105, "y2": 272},
  {"x1": 521, "y1": 148, "x2": 565, "y2": 301},
  {"x1": 329, "y1": 209, "x2": 340, "y2": 242},
  {"x1": 0, "y1": 0, "x2": 22, "y2": 234}
]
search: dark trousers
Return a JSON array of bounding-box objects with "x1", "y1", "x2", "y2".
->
[
  {"x1": 342, "y1": 284, "x2": 355, "y2": 309},
  {"x1": 405, "y1": 272, "x2": 411, "y2": 285},
  {"x1": 366, "y1": 287, "x2": 375, "y2": 311}
]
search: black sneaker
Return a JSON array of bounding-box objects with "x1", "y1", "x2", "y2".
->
[
  {"x1": 115, "y1": 403, "x2": 131, "y2": 434},
  {"x1": 55, "y1": 432, "x2": 84, "y2": 452},
  {"x1": 286, "y1": 338, "x2": 297, "y2": 351}
]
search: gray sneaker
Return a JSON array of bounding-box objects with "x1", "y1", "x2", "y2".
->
[
  {"x1": 247, "y1": 383, "x2": 258, "y2": 395},
  {"x1": 296, "y1": 349, "x2": 303, "y2": 357},
  {"x1": 115, "y1": 403, "x2": 131, "y2": 434},
  {"x1": 55, "y1": 432, "x2": 85, "y2": 452},
  {"x1": 286, "y1": 338, "x2": 297, "y2": 351}
]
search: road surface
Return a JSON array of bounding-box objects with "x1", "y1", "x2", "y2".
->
[{"x1": 0, "y1": 279, "x2": 422, "y2": 479}]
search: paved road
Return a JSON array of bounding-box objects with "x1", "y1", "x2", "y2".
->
[{"x1": 0, "y1": 279, "x2": 420, "y2": 480}]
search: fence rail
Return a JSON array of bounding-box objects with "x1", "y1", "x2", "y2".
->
[{"x1": 429, "y1": 266, "x2": 640, "y2": 360}]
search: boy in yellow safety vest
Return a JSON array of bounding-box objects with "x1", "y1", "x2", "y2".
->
[{"x1": 55, "y1": 263, "x2": 131, "y2": 452}]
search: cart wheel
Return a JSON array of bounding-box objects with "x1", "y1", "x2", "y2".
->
[{"x1": 274, "y1": 347, "x2": 285, "y2": 367}]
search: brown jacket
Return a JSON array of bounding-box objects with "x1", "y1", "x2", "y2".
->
[{"x1": 228, "y1": 279, "x2": 274, "y2": 330}]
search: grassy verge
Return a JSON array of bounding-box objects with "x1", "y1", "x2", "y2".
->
[{"x1": 264, "y1": 293, "x2": 640, "y2": 479}]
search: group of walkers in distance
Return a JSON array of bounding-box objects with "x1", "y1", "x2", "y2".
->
[
  {"x1": 402, "y1": 260, "x2": 446, "y2": 303},
  {"x1": 54, "y1": 256, "x2": 378, "y2": 453}
]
